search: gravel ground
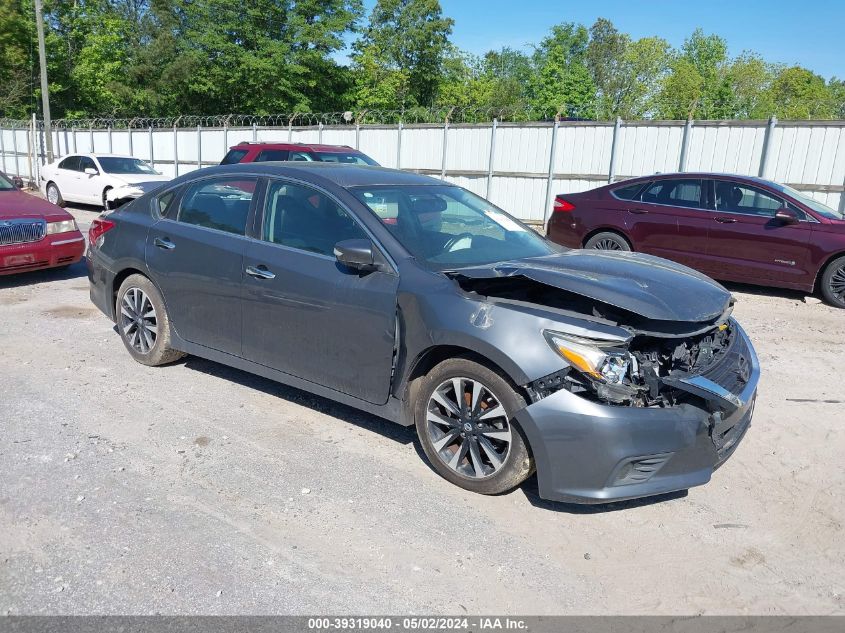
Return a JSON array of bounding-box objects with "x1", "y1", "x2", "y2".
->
[{"x1": 1, "y1": 202, "x2": 843, "y2": 615}]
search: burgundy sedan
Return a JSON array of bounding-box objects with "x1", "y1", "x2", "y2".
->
[
  {"x1": 547, "y1": 173, "x2": 845, "y2": 308},
  {"x1": 0, "y1": 171, "x2": 85, "y2": 275}
]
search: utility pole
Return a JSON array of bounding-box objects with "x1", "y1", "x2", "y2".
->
[{"x1": 34, "y1": 0, "x2": 53, "y2": 163}]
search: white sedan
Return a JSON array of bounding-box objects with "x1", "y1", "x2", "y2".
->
[{"x1": 40, "y1": 154, "x2": 171, "y2": 209}]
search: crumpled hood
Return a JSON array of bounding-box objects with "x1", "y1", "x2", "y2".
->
[
  {"x1": 110, "y1": 174, "x2": 171, "y2": 187},
  {"x1": 449, "y1": 250, "x2": 733, "y2": 323}
]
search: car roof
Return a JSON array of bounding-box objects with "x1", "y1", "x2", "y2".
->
[
  {"x1": 175, "y1": 162, "x2": 444, "y2": 189},
  {"x1": 231, "y1": 142, "x2": 359, "y2": 153},
  {"x1": 62, "y1": 153, "x2": 138, "y2": 159},
  {"x1": 613, "y1": 172, "x2": 777, "y2": 188}
]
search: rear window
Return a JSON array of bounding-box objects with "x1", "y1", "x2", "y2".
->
[
  {"x1": 313, "y1": 151, "x2": 378, "y2": 166},
  {"x1": 220, "y1": 149, "x2": 248, "y2": 165},
  {"x1": 611, "y1": 182, "x2": 644, "y2": 201},
  {"x1": 255, "y1": 149, "x2": 290, "y2": 162}
]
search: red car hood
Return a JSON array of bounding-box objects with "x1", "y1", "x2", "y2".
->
[{"x1": 0, "y1": 190, "x2": 71, "y2": 223}]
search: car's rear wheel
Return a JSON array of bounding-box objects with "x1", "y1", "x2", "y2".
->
[
  {"x1": 820, "y1": 255, "x2": 845, "y2": 308},
  {"x1": 414, "y1": 357, "x2": 533, "y2": 495},
  {"x1": 584, "y1": 231, "x2": 631, "y2": 251},
  {"x1": 116, "y1": 274, "x2": 184, "y2": 366},
  {"x1": 46, "y1": 182, "x2": 65, "y2": 207},
  {"x1": 102, "y1": 187, "x2": 112, "y2": 212}
]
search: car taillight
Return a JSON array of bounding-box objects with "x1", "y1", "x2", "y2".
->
[
  {"x1": 89, "y1": 218, "x2": 115, "y2": 247},
  {"x1": 554, "y1": 197, "x2": 575, "y2": 213}
]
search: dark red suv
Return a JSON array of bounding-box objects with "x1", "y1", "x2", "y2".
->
[
  {"x1": 547, "y1": 173, "x2": 845, "y2": 308},
  {"x1": 220, "y1": 142, "x2": 379, "y2": 166}
]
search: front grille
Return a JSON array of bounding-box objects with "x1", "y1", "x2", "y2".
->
[
  {"x1": 0, "y1": 219, "x2": 46, "y2": 246},
  {"x1": 713, "y1": 397, "x2": 754, "y2": 460},
  {"x1": 699, "y1": 331, "x2": 752, "y2": 395}
]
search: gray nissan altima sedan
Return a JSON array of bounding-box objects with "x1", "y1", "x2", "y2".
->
[{"x1": 87, "y1": 162, "x2": 759, "y2": 504}]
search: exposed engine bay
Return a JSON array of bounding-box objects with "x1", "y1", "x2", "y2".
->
[{"x1": 450, "y1": 271, "x2": 737, "y2": 408}]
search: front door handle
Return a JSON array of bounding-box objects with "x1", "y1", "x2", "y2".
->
[
  {"x1": 246, "y1": 265, "x2": 276, "y2": 280},
  {"x1": 714, "y1": 217, "x2": 737, "y2": 224},
  {"x1": 154, "y1": 237, "x2": 175, "y2": 250},
  {"x1": 629, "y1": 208, "x2": 649, "y2": 215}
]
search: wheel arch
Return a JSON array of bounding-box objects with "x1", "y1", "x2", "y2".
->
[
  {"x1": 397, "y1": 344, "x2": 532, "y2": 425},
  {"x1": 111, "y1": 267, "x2": 163, "y2": 317},
  {"x1": 581, "y1": 227, "x2": 633, "y2": 249},
  {"x1": 813, "y1": 250, "x2": 845, "y2": 291}
]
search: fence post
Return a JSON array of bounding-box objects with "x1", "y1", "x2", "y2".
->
[
  {"x1": 26, "y1": 117, "x2": 34, "y2": 182},
  {"x1": 148, "y1": 126, "x2": 154, "y2": 169},
  {"x1": 318, "y1": 122, "x2": 324, "y2": 144},
  {"x1": 543, "y1": 117, "x2": 560, "y2": 225},
  {"x1": 89, "y1": 125, "x2": 94, "y2": 153},
  {"x1": 440, "y1": 119, "x2": 449, "y2": 179},
  {"x1": 0, "y1": 125, "x2": 5, "y2": 174},
  {"x1": 197, "y1": 124, "x2": 202, "y2": 169},
  {"x1": 128, "y1": 125, "x2": 133, "y2": 156},
  {"x1": 62, "y1": 128, "x2": 69, "y2": 157},
  {"x1": 107, "y1": 126, "x2": 113, "y2": 153},
  {"x1": 224, "y1": 119, "x2": 229, "y2": 153},
  {"x1": 678, "y1": 117, "x2": 693, "y2": 172},
  {"x1": 355, "y1": 121, "x2": 361, "y2": 149},
  {"x1": 252, "y1": 122, "x2": 257, "y2": 142},
  {"x1": 486, "y1": 118, "x2": 498, "y2": 198},
  {"x1": 608, "y1": 116, "x2": 622, "y2": 183},
  {"x1": 12, "y1": 125, "x2": 20, "y2": 176},
  {"x1": 396, "y1": 121, "x2": 403, "y2": 169},
  {"x1": 173, "y1": 122, "x2": 179, "y2": 177},
  {"x1": 288, "y1": 118, "x2": 293, "y2": 142},
  {"x1": 72, "y1": 127, "x2": 77, "y2": 153},
  {"x1": 758, "y1": 115, "x2": 778, "y2": 179}
]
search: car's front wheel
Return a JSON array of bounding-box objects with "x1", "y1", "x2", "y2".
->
[
  {"x1": 414, "y1": 357, "x2": 533, "y2": 495},
  {"x1": 116, "y1": 274, "x2": 185, "y2": 366},
  {"x1": 820, "y1": 255, "x2": 845, "y2": 308}
]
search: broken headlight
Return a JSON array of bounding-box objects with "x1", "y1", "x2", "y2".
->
[{"x1": 543, "y1": 331, "x2": 630, "y2": 385}]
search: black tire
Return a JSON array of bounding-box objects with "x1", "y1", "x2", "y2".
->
[
  {"x1": 584, "y1": 231, "x2": 631, "y2": 251},
  {"x1": 820, "y1": 255, "x2": 845, "y2": 309},
  {"x1": 46, "y1": 182, "x2": 65, "y2": 207},
  {"x1": 414, "y1": 356, "x2": 534, "y2": 495},
  {"x1": 116, "y1": 274, "x2": 185, "y2": 366},
  {"x1": 102, "y1": 187, "x2": 112, "y2": 212}
]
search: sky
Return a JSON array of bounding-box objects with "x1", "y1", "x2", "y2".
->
[{"x1": 353, "y1": 0, "x2": 844, "y2": 79}]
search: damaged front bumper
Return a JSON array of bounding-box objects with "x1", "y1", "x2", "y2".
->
[{"x1": 514, "y1": 325, "x2": 759, "y2": 504}]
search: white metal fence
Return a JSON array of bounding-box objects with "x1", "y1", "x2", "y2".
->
[{"x1": 2, "y1": 117, "x2": 844, "y2": 222}]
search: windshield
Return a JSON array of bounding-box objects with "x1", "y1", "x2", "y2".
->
[
  {"x1": 770, "y1": 182, "x2": 843, "y2": 220},
  {"x1": 352, "y1": 185, "x2": 556, "y2": 270},
  {"x1": 0, "y1": 173, "x2": 14, "y2": 191},
  {"x1": 97, "y1": 157, "x2": 160, "y2": 175},
  {"x1": 314, "y1": 151, "x2": 378, "y2": 166}
]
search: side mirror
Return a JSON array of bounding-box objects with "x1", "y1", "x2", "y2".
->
[
  {"x1": 84, "y1": 167, "x2": 98, "y2": 176},
  {"x1": 334, "y1": 238, "x2": 379, "y2": 272},
  {"x1": 774, "y1": 207, "x2": 799, "y2": 224}
]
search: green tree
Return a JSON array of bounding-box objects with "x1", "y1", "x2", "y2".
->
[
  {"x1": 0, "y1": 0, "x2": 33, "y2": 118},
  {"x1": 351, "y1": 0, "x2": 453, "y2": 110},
  {"x1": 722, "y1": 54, "x2": 776, "y2": 118},
  {"x1": 768, "y1": 66, "x2": 834, "y2": 119},
  {"x1": 530, "y1": 23, "x2": 596, "y2": 118}
]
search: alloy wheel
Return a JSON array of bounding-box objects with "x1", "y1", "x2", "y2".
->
[
  {"x1": 47, "y1": 185, "x2": 59, "y2": 205},
  {"x1": 829, "y1": 264, "x2": 845, "y2": 302},
  {"x1": 119, "y1": 287, "x2": 158, "y2": 354},
  {"x1": 425, "y1": 377, "x2": 512, "y2": 479},
  {"x1": 593, "y1": 237, "x2": 624, "y2": 250}
]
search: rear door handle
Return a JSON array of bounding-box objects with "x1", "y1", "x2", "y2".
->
[
  {"x1": 154, "y1": 237, "x2": 175, "y2": 250},
  {"x1": 246, "y1": 265, "x2": 276, "y2": 280},
  {"x1": 628, "y1": 208, "x2": 649, "y2": 215},
  {"x1": 714, "y1": 217, "x2": 737, "y2": 224}
]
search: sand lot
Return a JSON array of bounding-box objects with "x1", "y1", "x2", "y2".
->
[{"x1": 1, "y1": 205, "x2": 842, "y2": 615}]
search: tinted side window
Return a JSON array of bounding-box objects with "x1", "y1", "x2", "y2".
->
[
  {"x1": 289, "y1": 151, "x2": 315, "y2": 162},
  {"x1": 178, "y1": 177, "x2": 257, "y2": 235},
  {"x1": 642, "y1": 179, "x2": 702, "y2": 209},
  {"x1": 611, "y1": 182, "x2": 644, "y2": 201},
  {"x1": 79, "y1": 156, "x2": 98, "y2": 172},
  {"x1": 220, "y1": 149, "x2": 248, "y2": 165},
  {"x1": 255, "y1": 149, "x2": 290, "y2": 162},
  {"x1": 264, "y1": 181, "x2": 366, "y2": 255},
  {"x1": 714, "y1": 181, "x2": 785, "y2": 218},
  {"x1": 157, "y1": 190, "x2": 176, "y2": 217},
  {"x1": 59, "y1": 156, "x2": 80, "y2": 171}
]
